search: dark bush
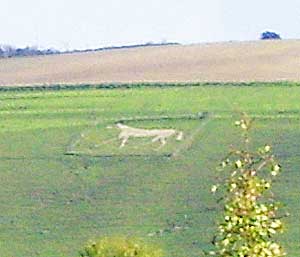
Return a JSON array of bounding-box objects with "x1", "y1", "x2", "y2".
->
[{"x1": 79, "y1": 236, "x2": 163, "y2": 257}]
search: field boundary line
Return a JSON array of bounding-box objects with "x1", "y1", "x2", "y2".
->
[
  {"x1": 171, "y1": 114, "x2": 213, "y2": 158},
  {"x1": 64, "y1": 151, "x2": 173, "y2": 158},
  {"x1": 213, "y1": 114, "x2": 300, "y2": 120},
  {"x1": 93, "y1": 112, "x2": 208, "y2": 125},
  {"x1": 65, "y1": 115, "x2": 100, "y2": 154}
]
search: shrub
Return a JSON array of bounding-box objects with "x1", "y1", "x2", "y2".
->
[
  {"x1": 79, "y1": 236, "x2": 163, "y2": 257},
  {"x1": 260, "y1": 31, "x2": 281, "y2": 40},
  {"x1": 209, "y1": 116, "x2": 288, "y2": 257}
]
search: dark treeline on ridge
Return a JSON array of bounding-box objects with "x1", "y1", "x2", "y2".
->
[
  {"x1": 0, "y1": 42, "x2": 180, "y2": 58},
  {"x1": 0, "y1": 45, "x2": 60, "y2": 58}
]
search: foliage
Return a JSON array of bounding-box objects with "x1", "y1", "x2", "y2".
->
[
  {"x1": 209, "y1": 116, "x2": 288, "y2": 257},
  {"x1": 79, "y1": 236, "x2": 163, "y2": 257},
  {"x1": 260, "y1": 31, "x2": 281, "y2": 40}
]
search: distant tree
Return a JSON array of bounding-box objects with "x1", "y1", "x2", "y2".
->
[
  {"x1": 261, "y1": 31, "x2": 281, "y2": 40},
  {"x1": 44, "y1": 48, "x2": 59, "y2": 55},
  {"x1": 0, "y1": 45, "x2": 16, "y2": 57}
]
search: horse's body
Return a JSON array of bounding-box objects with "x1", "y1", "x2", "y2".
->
[{"x1": 116, "y1": 123, "x2": 183, "y2": 148}]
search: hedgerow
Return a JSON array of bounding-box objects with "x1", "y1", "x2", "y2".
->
[{"x1": 0, "y1": 81, "x2": 299, "y2": 92}]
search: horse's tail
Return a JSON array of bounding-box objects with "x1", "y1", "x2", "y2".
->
[{"x1": 176, "y1": 131, "x2": 183, "y2": 141}]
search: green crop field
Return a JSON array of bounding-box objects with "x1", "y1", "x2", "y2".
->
[{"x1": 0, "y1": 84, "x2": 299, "y2": 257}]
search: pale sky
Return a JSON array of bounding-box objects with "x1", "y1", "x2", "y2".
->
[{"x1": 1, "y1": 0, "x2": 300, "y2": 50}]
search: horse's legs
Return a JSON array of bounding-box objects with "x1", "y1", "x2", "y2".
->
[
  {"x1": 160, "y1": 137, "x2": 166, "y2": 146},
  {"x1": 154, "y1": 137, "x2": 166, "y2": 150},
  {"x1": 152, "y1": 136, "x2": 160, "y2": 143},
  {"x1": 152, "y1": 136, "x2": 167, "y2": 145},
  {"x1": 119, "y1": 136, "x2": 128, "y2": 148}
]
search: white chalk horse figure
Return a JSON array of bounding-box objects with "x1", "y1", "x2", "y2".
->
[{"x1": 116, "y1": 123, "x2": 183, "y2": 148}]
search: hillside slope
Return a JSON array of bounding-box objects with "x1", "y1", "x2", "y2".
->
[{"x1": 1, "y1": 40, "x2": 300, "y2": 86}]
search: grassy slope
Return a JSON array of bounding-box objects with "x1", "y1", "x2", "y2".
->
[
  {"x1": 0, "y1": 85, "x2": 299, "y2": 257},
  {"x1": 1, "y1": 40, "x2": 300, "y2": 86}
]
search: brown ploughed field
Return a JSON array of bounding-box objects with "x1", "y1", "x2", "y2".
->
[{"x1": 1, "y1": 40, "x2": 300, "y2": 86}]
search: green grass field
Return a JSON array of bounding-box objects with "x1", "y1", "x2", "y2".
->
[{"x1": 0, "y1": 84, "x2": 299, "y2": 257}]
